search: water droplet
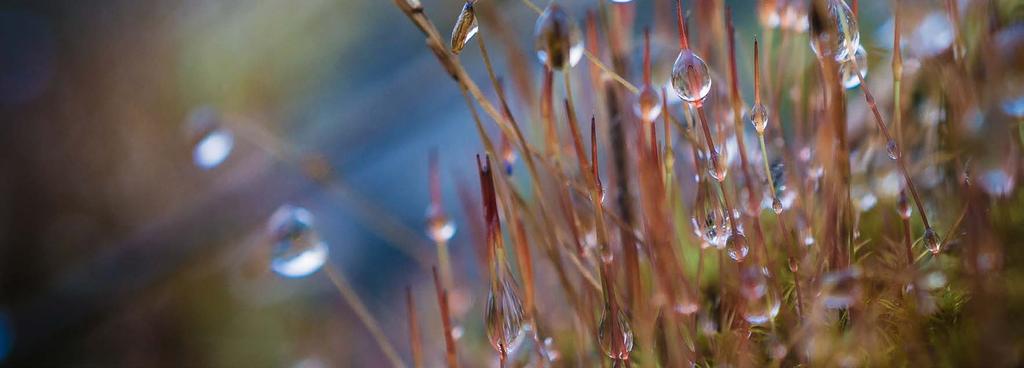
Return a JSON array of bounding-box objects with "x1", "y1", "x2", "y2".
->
[
  {"x1": 759, "y1": 1, "x2": 782, "y2": 28},
  {"x1": 693, "y1": 180, "x2": 730, "y2": 248},
  {"x1": 1003, "y1": 95, "x2": 1024, "y2": 118},
  {"x1": 771, "y1": 198, "x2": 784, "y2": 214},
  {"x1": 671, "y1": 50, "x2": 712, "y2": 103},
  {"x1": 610, "y1": 0, "x2": 633, "y2": 3},
  {"x1": 633, "y1": 85, "x2": 663, "y2": 122},
  {"x1": 788, "y1": 256, "x2": 800, "y2": 272},
  {"x1": 425, "y1": 204, "x2": 457, "y2": 243},
  {"x1": 742, "y1": 289, "x2": 781, "y2": 325},
  {"x1": 534, "y1": 5, "x2": 584, "y2": 70},
  {"x1": 750, "y1": 103, "x2": 769, "y2": 133},
  {"x1": 851, "y1": 185, "x2": 877, "y2": 212},
  {"x1": 739, "y1": 266, "x2": 768, "y2": 300},
  {"x1": 923, "y1": 227, "x2": 940, "y2": 254},
  {"x1": 486, "y1": 278, "x2": 526, "y2": 356},
  {"x1": 839, "y1": 45, "x2": 868, "y2": 89},
  {"x1": 186, "y1": 106, "x2": 234, "y2": 170},
  {"x1": 886, "y1": 139, "x2": 900, "y2": 160},
  {"x1": 267, "y1": 205, "x2": 328, "y2": 278},
  {"x1": 897, "y1": 190, "x2": 912, "y2": 219},
  {"x1": 450, "y1": 1, "x2": 478, "y2": 54},
  {"x1": 809, "y1": 0, "x2": 859, "y2": 62},
  {"x1": 821, "y1": 267, "x2": 861, "y2": 309},
  {"x1": 598, "y1": 307, "x2": 634, "y2": 360},
  {"x1": 726, "y1": 233, "x2": 749, "y2": 262}
]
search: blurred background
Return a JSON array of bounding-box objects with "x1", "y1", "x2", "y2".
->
[{"x1": 0, "y1": 0, "x2": 1004, "y2": 366}]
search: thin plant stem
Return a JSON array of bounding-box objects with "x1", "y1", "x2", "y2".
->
[{"x1": 325, "y1": 264, "x2": 407, "y2": 368}]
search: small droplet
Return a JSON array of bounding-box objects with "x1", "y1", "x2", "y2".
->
[
  {"x1": 923, "y1": 227, "x2": 941, "y2": 254},
  {"x1": 742, "y1": 289, "x2": 781, "y2": 325},
  {"x1": 788, "y1": 256, "x2": 800, "y2": 272},
  {"x1": 186, "y1": 106, "x2": 234, "y2": 170},
  {"x1": 771, "y1": 198, "x2": 783, "y2": 214},
  {"x1": 821, "y1": 267, "x2": 861, "y2": 309},
  {"x1": 267, "y1": 205, "x2": 329, "y2": 278},
  {"x1": 726, "y1": 233, "x2": 749, "y2": 262},
  {"x1": 670, "y1": 50, "x2": 712, "y2": 103},
  {"x1": 886, "y1": 139, "x2": 900, "y2": 160},
  {"x1": 897, "y1": 190, "x2": 912, "y2": 219},
  {"x1": 486, "y1": 278, "x2": 526, "y2": 357},
  {"x1": 425, "y1": 204, "x2": 457, "y2": 243},
  {"x1": 450, "y1": 1, "x2": 478, "y2": 55},
  {"x1": 839, "y1": 45, "x2": 868, "y2": 89},
  {"x1": 534, "y1": 5, "x2": 584, "y2": 70},
  {"x1": 809, "y1": 0, "x2": 860, "y2": 61},
  {"x1": 693, "y1": 180, "x2": 730, "y2": 248},
  {"x1": 633, "y1": 85, "x2": 663, "y2": 122},
  {"x1": 750, "y1": 103, "x2": 769, "y2": 133},
  {"x1": 598, "y1": 307, "x2": 634, "y2": 360}
]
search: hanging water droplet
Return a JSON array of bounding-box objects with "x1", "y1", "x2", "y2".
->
[
  {"x1": 821, "y1": 267, "x2": 861, "y2": 309},
  {"x1": 750, "y1": 103, "x2": 769, "y2": 133},
  {"x1": 633, "y1": 85, "x2": 663, "y2": 122},
  {"x1": 771, "y1": 198, "x2": 784, "y2": 214},
  {"x1": 267, "y1": 205, "x2": 328, "y2": 278},
  {"x1": 839, "y1": 44, "x2": 868, "y2": 89},
  {"x1": 726, "y1": 233, "x2": 749, "y2": 262},
  {"x1": 886, "y1": 139, "x2": 900, "y2": 160},
  {"x1": 450, "y1": 1, "x2": 479, "y2": 55},
  {"x1": 598, "y1": 307, "x2": 634, "y2": 360},
  {"x1": 534, "y1": 5, "x2": 584, "y2": 70},
  {"x1": 671, "y1": 50, "x2": 712, "y2": 103},
  {"x1": 897, "y1": 190, "x2": 912, "y2": 219},
  {"x1": 693, "y1": 180, "x2": 730, "y2": 248},
  {"x1": 425, "y1": 204, "x2": 457, "y2": 243},
  {"x1": 485, "y1": 278, "x2": 526, "y2": 357},
  {"x1": 809, "y1": 0, "x2": 859, "y2": 62},
  {"x1": 742, "y1": 289, "x2": 781, "y2": 325},
  {"x1": 739, "y1": 266, "x2": 768, "y2": 300},
  {"x1": 186, "y1": 106, "x2": 234, "y2": 170},
  {"x1": 502, "y1": 145, "x2": 518, "y2": 175},
  {"x1": 923, "y1": 227, "x2": 941, "y2": 254}
]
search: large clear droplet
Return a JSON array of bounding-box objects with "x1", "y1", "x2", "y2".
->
[
  {"x1": 670, "y1": 50, "x2": 712, "y2": 103},
  {"x1": 425, "y1": 204, "x2": 457, "y2": 243},
  {"x1": 726, "y1": 233, "x2": 749, "y2": 262},
  {"x1": 450, "y1": 1, "x2": 478, "y2": 55},
  {"x1": 486, "y1": 278, "x2": 526, "y2": 357},
  {"x1": 839, "y1": 44, "x2": 868, "y2": 89},
  {"x1": 267, "y1": 205, "x2": 329, "y2": 278},
  {"x1": 742, "y1": 289, "x2": 781, "y2": 325},
  {"x1": 598, "y1": 307, "x2": 634, "y2": 360},
  {"x1": 534, "y1": 5, "x2": 584, "y2": 70},
  {"x1": 821, "y1": 267, "x2": 861, "y2": 309},
  {"x1": 809, "y1": 0, "x2": 859, "y2": 62},
  {"x1": 633, "y1": 85, "x2": 663, "y2": 122},
  {"x1": 186, "y1": 106, "x2": 234, "y2": 170}
]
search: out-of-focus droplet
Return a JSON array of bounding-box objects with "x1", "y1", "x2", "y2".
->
[
  {"x1": 780, "y1": 1, "x2": 808, "y2": 32},
  {"x1": 923, "y1": 227, "x2": 940, "y2": 254},
  {"x1": 502, "y1": 145, "x2": 518, "y2": 175},
  {"x1": 750, "y1": 103, "x2": 769, "y2": 133},
  {"x1": 759, "y1": 0, "x2": 781, "y2": 28},
  {"x1": 886, "y1": 139, "x2": 900, "y2": 160},
  {"x1": 598, "y1": 307, "x2": 634, "y2": 360},
  {"x1": 743, "y1": 289, "x2": 781, "y2": 325},
  {"x1": 486, "y1": 278, "x2": 526, "y2": 357},
  {"x1": 534, "y1": 5, "x2": 584, "y2": 70},
  {"x1": 186, "y1": 106, "x2": 234, "y2": 170},
  {"x1": 980, "y1": 169, "x2": 1015, "y2": 197},
  {"x1": 809, "y1": 0, "x2": 859, "y2": 61},
  {"x1": 727, "y1": 233, "x2": 749, "y2": 262},
  {"x1": 267, "y1": 205, "x2": 329, "y2": 278},
  {"x1": 740, "y1": 266, "x2": 768, "y2": 300},
  {"x1": 852, "y1": 185, "x2": 877, "y2": 212},
  {"x1": 450, "y1": 1, "x2": 478, "y2": 54},
  {"x1": 1003, "y1": 95, "x2": 1024, "y2": 118},
  {"x1": 771, "y1": 198, "x2": 783, "y2": 214},
  {"x1": 839, "y1": 45, "x2": 868, "y2": 89},
  {"x1": 821, "y1": 267, "x2": 861, "y2": 309},
  {"x1": 425, "y1": 204, "x2": 457, "y2": 243},
  {"x1": 909, "y1": 12, "x2": 955, "y2": 58},
  {"x1": 671, "y1": 50, "x2": 712, "y2": 103},
  {"x1": 633, "y1": 85, "x2": 663, "y2": 122},
  {"x1": 610, "y1": 0, "x2": 633, "y2": 3}
]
